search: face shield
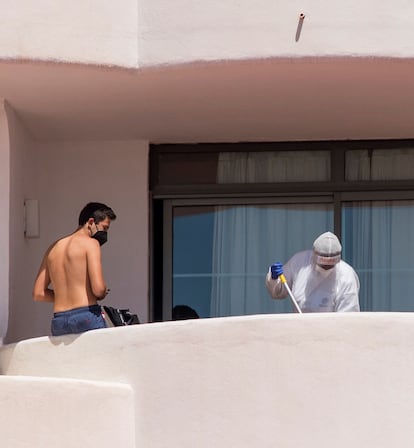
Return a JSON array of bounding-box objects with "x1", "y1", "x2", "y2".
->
[
  {"x1": 314, "y1": 254, "x2": 341, "y2": 274},
  {"x1": 313, "y1": 232, "x2": 342, "y2": 274}
]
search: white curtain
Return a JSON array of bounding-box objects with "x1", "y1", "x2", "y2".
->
[
  {"x1": 218, "y1": 151, "x2": 330, "y2": 183},
  {"x1": 343, "y1": 200, "x2": 414, "y2": 311},
  {"x1": 211, "y1": 148, "x2": 414, "y2": 315},
  {"x1": 346, "y1": 149, "x2": 414, "y2": 181},
  {"x1": 344, "y1": 149, "x2": 414, "y2": 311},
  {"x1": 210, "y1": 151, "x2": 332, "y2": 317}
]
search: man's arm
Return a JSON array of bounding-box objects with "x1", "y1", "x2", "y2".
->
[
  {"x1": 86, "y1": 240, "x2": 108, "y2": 300},
  {"x1": 33, "y1": 254, "x2": 55, "y2": 303}
]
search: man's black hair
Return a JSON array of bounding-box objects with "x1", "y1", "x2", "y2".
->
[{"x1": 78, "y1": 202, "x2": 117, "y2": 226}]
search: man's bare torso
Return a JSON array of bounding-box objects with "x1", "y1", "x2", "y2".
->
[{"x1": 47, "y1": 231, "x2": 100, "y2": 312}]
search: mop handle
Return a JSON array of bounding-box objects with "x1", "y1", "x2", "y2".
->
[{"x1": 279, "y1": 274, "x2": 302, "y2": 314}]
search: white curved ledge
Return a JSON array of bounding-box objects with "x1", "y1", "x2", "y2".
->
[
  {"x1": 0, "y1": 375, "x2": 135, "y2": 448},
  {"x1": 1, "y1": 313, "x2": 413, "y2": 447}
]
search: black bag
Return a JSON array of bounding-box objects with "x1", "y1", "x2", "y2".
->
[{"x1": 102, "y1": 306, "x2": 140, "y2": 327}]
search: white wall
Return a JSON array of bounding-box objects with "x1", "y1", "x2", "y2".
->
[
  {"x1": 138, "y1": 0, "x2": 414, "y2": 65},
  {"x1": 0, "y1": 376, "x2": 135, "y2": 448},
  {"x1": 1, "y1": 0, "x2": 414, "y2": 68},
  {"x1": 0, "y1": 0, "x2": 138, "y2": 67},
  {"x1": 2, "y1": 313, "x2": 414, "y2": 447},
  {"x1": 6, "y1": 138, "x2": 149, "y2": 342}
]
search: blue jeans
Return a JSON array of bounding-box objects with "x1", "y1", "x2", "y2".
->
[{"x1": 51, "y1": 305, "x2": 106, "y2": 336}]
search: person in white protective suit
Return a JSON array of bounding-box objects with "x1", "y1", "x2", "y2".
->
[{"x1": 265, "y1": 231, "x2": 360, "y2": 312}]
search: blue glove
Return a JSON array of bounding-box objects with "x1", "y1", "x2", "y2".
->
[{"x1": 270, "y1": 262, "x2": 283, "y2": 280}]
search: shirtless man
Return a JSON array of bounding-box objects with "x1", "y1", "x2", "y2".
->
[{"x1": 33, "y1": 202, "x2": 117, "y2": 336}]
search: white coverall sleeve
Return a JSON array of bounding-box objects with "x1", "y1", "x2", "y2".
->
[
  {"x1": 334, "y1": 265, "x2": 361, "y2": 312},
  {"x1": 265, "y1": 269, "x2": 286, "y2": 299},
  {"x1": 265, "y1": 254, "x2": 301, "y2": 300}
]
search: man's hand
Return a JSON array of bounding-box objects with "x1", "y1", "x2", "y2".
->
[{"x1": 270, "y1": 262, "x2": 283, "y2": 280}]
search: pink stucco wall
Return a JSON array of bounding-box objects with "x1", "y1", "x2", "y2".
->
[{"x1": 5, "y1": 132, "x2": 149, "y2": 342}]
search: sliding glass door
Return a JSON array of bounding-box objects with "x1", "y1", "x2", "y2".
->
[
  {"x1": 167, "y1": 200, "x2": 333, "y2": 319},
  {"x1": 166, "y1": 197, "x2": 414, "y2": 317}
]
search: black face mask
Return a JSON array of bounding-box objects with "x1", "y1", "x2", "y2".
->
[{"x1": 92, "y1": 231, "x2": 108, "y2": 246}]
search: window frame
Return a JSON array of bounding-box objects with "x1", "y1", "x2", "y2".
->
[{"x1": 150, "y1": 139, "x2": 414, "y2": 321}]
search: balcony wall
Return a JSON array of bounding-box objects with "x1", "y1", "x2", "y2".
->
[
  {"x1": 0, "y1": 376, "x2": 135, "y2": 448},
  {"x1": 0, "y1": 0, "x2": 414, "y2": 68},
  {"x1": 1, "y1": 313, "x2": 414, "y2": 447}
]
